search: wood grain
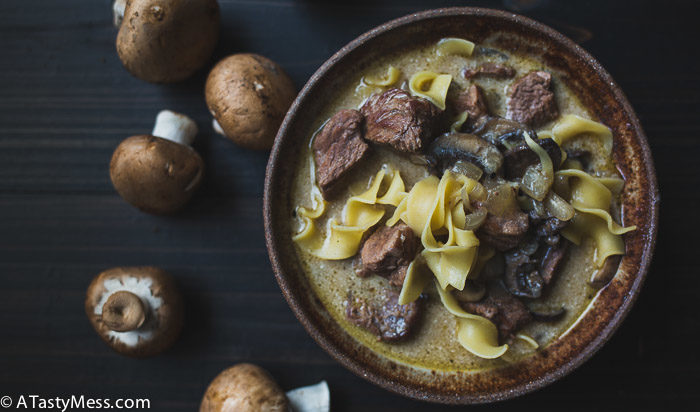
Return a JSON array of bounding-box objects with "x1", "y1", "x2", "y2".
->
[{"x1": 0, "y1": 0, "x2": 697, "y2": 410}]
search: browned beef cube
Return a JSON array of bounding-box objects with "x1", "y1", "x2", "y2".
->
[
  {"x1": 360, "y1": 88, "x2": 441, "y2": 153},
  {"x1": 357, "y1": 223, "x2": 420, "y2": 287},
  {"x1": 312, "y1": 109, "x2": 370, "y2": 198},
  {"x1": 346, "y1": 288, "x2": 422, "y2": 342},
  {"x1": 454, "y1": 84, "x2": 490, "y2": 129},
  {"x1": 462, "y1": 290, "x2": 532, "y2": 341},
  {"x1": 476, "y1": 209, "x2": 530, "y2": 252},
  {"x1": 463, "y1": 63, "x2": 516, "y2": 79},
  {"x1": 506, "y1": 71, "x2": 559, "y2": 127}
]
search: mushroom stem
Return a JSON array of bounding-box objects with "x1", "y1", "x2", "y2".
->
[
  {"x1": 152, "y1": 110, "x2": 199, "y2": 146},
  {"x1": 112, "y1": 0, "x2": 127, "y2": 27},
  {"x1": 286, "y1": 381, "x2": 330, "y2": 412},
  {"x1": 102, "y1": 290, "x2": 148, "y2": 332},
  {"x1": 212, "y1": 118, "x2": 225, "y2": 136}
]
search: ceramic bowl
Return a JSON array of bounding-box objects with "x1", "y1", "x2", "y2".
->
[{"x1": 264, "y1": 7, "x2": 658, "y2": 403}]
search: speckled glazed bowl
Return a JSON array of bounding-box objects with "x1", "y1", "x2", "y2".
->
[{"x1": 264, "y1": 7, "x2": 658, "y2": 404}]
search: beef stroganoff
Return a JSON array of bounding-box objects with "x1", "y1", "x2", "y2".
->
[{"x1": 290, "y1": 37, "x2": 635, "y2": 371}]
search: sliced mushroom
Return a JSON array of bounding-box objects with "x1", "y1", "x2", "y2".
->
[
  {"x1": 427, "y1": 132, "x2": 503, "y2": 176},
  {"x1": 539, "y1": 240, "x2": 569, "y2": 285},
  {"x1": 85, "y1": 266, "x2": 183, "y2": 357},
  {"x1": 472, "y1": 117, "x2": 536, "y2": 149},
  {"x1": 529, "y1": 306, "x2": 566, "y2": 322},
  {"x1": 114, "y1": 0, "x2": 220, "y2": 83},
  {"x1": 110, "y1": 110, "x2": 204, "y2": 214},
  {"x1": 590, "y1": 255, "x2": 622, "y2": 288},
  {"x1": 503, "y1": 249, "x2": 544, "y2": 299}
]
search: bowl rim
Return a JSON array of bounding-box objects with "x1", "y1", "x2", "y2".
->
[{"x1": 264, "y1": 6, "x2": 659, "y2": 404}]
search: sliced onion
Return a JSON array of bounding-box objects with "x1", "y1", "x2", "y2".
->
[
  {"x1": 520, "y1": 165, "x2": 551, "y2": 201},
  {"x1": 481, "y1": 182, "x2": 519, "y2": 216},
  {"x1": 449, "y1": 160, "x2": 483, "y2": 181},
  {"x1": 544, "y1": 191, "x2": 575, "y2": 221},
  {"x1": 464, "y1": 208, "x2": 487, "y2": 230},
  {"x1": 520, "y1": 132, "x2": 554, "y2": 201},
  {"x1": 469, "y1": 182, "x2": 487, "y2": 202}
]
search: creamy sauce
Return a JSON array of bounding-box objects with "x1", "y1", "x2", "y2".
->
[{"x1": 290, "y1": 41, "x2": 621, "y2": 371}]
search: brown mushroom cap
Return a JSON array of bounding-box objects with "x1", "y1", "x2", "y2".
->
[
  {"x1": 200, "y1": 364, "x2": 289, "y2": 412},
  {"x1": 85, "y1": 266, "x2": 184, "y2": 357},
  {"x1": 116, "y1": 0, "x2": 220, "y2": 83},
  {"x1": 110, "y1": 134, "x2": 204, "y2": 214},
  {"x1": 205, "y1": 54, "x2": 297, "y2": 150}
]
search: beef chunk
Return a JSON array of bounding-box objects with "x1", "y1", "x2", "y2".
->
[
  {"x1": 357, "y1": 223, "x2": 420, "y2": 287},
  {"x1": 507, "y1": 71, "x2": 559, "y2": 127},
  {"x1": 462, "y1": 289, "x2": 532, "y2": 341},
  {"x1": 539, "y1": 240, "x2": 569, "y2": 285},
  {"x1": 346, "y1": 288, "x2": 422, "y2": 342},
  {"x1": 454, "y1": 84, "x2": 489, "y2": 129},
  {"x1": 477, "y1": 209, "x2": 529, "y2": 251},
  {"x1": 463, "y1": 63, "x2": 516, "y2": 79},
  {"x1": 360, "y1": 88, "x2": 441, "y2": 153},
  {"x1": 502, "y1": 138, "x2": 562, "y2": 179},
  {"x1": 312, "y1": 109, "x2": 370, "y2": 198}
]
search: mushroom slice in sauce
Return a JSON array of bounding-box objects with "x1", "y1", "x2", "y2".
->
[{"x1": 428, "y1": 132, "x2": 503, "y2": 176}]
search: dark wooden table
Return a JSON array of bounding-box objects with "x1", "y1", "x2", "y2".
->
[{"x1": 0, "y1": 0, "x2": 697, "y2": 410}]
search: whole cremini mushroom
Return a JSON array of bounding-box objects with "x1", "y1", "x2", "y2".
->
[
  {"x1": 113, "y1": 0, "x2": 220, "y2": 83},
  {"x1": 200, "y1": 364, "x2": 289, "y2": 412},
  {"x1": 205, "y1": 54, "x2": 297, "y2": 150},
  {"x1": 110, "y1": 110, "x2": 204, "y2": 214},
  {"x1": 85, "y1": 266, "x2": 184, "y2": 357}
]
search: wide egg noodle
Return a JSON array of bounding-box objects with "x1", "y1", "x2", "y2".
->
[
  {"x1": 292, "y1": 165, "x2": 405, "y2": 260},
  {"x1": 450, "y1": 111, "x2": 469, "y2": 132},
  {"x1": 363, "y1": 66, "x2": 401, "y2": 87},
  {"x1": 436, "y1": 37, "x2": 475, "y2": 57},
  {"x1": 551, "y1": 114, "x2": 614, "y2": 156},
  {"x1": 556, "y1": 168, "x2": 636, "y2": 267},
  {"x1": 391, "y1": 171, "x2": 481, "y2": 292},
  {"x1": 398, "y1": 258, "x2": 431, "y2": 305},
  {"x1": 434, "y1": 280, "x2": 508, "y2": 359},
  {"x1": 408, "y1": 71, "x2": 452, "y2": 110}
]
